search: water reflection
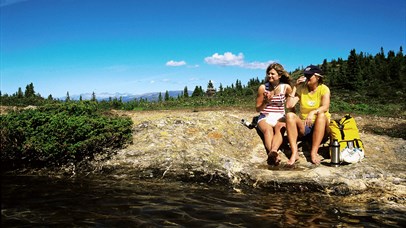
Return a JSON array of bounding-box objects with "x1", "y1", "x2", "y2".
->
[{"x1": 1, "y1": 175, "x2": 405, "y2": 227}]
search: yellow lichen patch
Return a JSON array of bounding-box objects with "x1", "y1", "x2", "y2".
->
[
  {"x1": 160, "y1": 131, "x2": 169, "y2": 137},
  {"x1": 208, "y1": 131, "x2": 223, "y2": 139}
]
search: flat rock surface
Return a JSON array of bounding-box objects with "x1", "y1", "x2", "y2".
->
[{"x1": 97, "y1": 109, "x2": 406, "y2": 210}]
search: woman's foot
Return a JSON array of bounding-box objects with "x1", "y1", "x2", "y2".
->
[
  {"x1": 310, "y1": 153, "x2": 321, "y2": 165},
  {"x1": 267, "y1": 151, "x2": 281, "y2": 166},
  {"x1": 287, "y1": 151, "x2": 299, "y2": 165}
]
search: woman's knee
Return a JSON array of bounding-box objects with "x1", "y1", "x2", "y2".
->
[
  {"x1": 315, "y1": 112, "x2": 328, "y2": 126},
  {"x1": 315, "y1": 112, "x2": 326, "y2": 120}
]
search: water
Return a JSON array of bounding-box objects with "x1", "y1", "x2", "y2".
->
[{"x1": 2, "y1": 175, "x2": 405, "y2": 227}]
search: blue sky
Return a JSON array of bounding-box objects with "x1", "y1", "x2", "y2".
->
[{"x1": 1, "y1": 0, "x2": 405, "y2": 98}]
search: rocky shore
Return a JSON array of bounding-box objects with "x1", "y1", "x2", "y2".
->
[
  {"x1": 88, "y1": 108, "x2": 406, "y2": 210},
  {"x1": 2, "y1": 106, "x2": 405, "y2": 210}
]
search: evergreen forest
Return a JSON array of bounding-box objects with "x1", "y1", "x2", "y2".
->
[{"x1": 1, "y1": 47, "x2": 405, "y2": 118}]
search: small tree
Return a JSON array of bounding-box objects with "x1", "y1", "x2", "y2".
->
[
  {"x1": 192, "y1": 86, "x2": 204, "y2": 97},
  {"x1": 91, "y1": 92, "x2": 97, "y2": 102},
  {"x1": 65, "y1": 92, "x2": 71, "y2": 102},
  {"x1": 164, "y1": 90, "x2": 170, "y2": 101},
  {"x1": 17, "y1": 87, "x2": 24, "y2": 98},
  {"x1": 206, "y1": 80, "x2": 215, "y2": 97},
  {"x1": 183, "y1": 86, "x2": 189, "y2": 98},
  {"x1": 158, "y1": 92, "x2": 163, "y2": 102},
  {"x1": 24, "y1": 83, "x2": 35, "y2": 98}
]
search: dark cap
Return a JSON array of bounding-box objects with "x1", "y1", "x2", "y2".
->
[{"x1": 303, "y1": 65, "x2": 323, "y2": 76}]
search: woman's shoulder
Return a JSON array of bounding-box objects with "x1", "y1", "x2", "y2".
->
[
  {"x1": 281, "y1": 82, "x2": 292, "y2": 88},
  {"x1": 257, "y1": 84, "x2": 266, "y2": 92},
  {"x1": 318, "y1": 84, "x2": 330, "y2": 93},
  {"x1": 259, "y1": 83, "x2": 266, "y2": 89},
  {"x1": 281, "y1": 83, "x2": 292, "y2": 91}
]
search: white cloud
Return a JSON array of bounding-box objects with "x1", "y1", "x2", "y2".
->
[
  {"x1": 204, "y1": 52, "x2": 244, "y2": 66},
  {"x1": 166, "y1": 60, "x2": 187, "y2": 67},
  {"x1": 204, "y1": 52, "x2": 273, "y2": 69}
]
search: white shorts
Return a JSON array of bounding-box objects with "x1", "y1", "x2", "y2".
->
[{"x1": 258, "y1": 113, "x2": 285, "y2": 127}]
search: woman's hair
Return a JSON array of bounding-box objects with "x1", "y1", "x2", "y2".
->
[
  {"x1": 317, "y1": 75, "x2": 324, "y2": 84},
  {"x1": 265, "y1": 62, "x2": 292, "y2": 85}
]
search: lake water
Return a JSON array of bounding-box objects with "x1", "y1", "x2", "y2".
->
[{"x1": 2, "y1": 175, "x2": 405, "y2": 227}]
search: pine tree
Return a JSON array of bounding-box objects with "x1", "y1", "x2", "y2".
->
[
  {"x1": 91, "y1": 92, "x2": 97, "y2": 102},
  {"x1": 199, "y1": 86, "x2": 204, "y2": 96},
  {"x1": 321, "y1": 59, "x2": 328, "y2": 76},
  {"x1": 206, "y1": 80, "x2": 215, "y2": 97},
  {"x1": 158, "y1": 92, "x2": 163, "y2": 102},
  {"x1": 65, "y1": 92, "x2": 71, "y2": 102},
  {"x1": 218, "y1": 83, "x2": 224, "y2": 96},
  {"x1": 347, "y1": 49, "x2": 363, "y2": 89},
  {"x1": 24, "y1": 83, "x2": 35, "y2": 98},
  {"x1": 398, "y1": 46, "x2": 406, "y2": 90},
  {"x1": 164, "y1": 90, "x2": 170, "y2": 101},
  {"x1": 183, "y1": 86, "x2": 189, "y2": 98},
  {"x1": 17, "y1": 87, "x2": 24, "y2": 98},
  {"x1": 192, "y1": 86, "x2": 199, "y2": 97}
]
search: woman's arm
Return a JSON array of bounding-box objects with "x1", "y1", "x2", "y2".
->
[
  {"x1": 256, "y1": 84, "x2": 267, "y2": 112},
  {"x1": 286, "y1": 85, "x2": 299, "y2": 109},
  {"x1": 316, "y1": 89, "x2": 330, "y2": 114}
]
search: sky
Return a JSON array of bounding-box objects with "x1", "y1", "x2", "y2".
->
[{"x1": 1, "y1": 0, "x2": 405, "y2": 98}]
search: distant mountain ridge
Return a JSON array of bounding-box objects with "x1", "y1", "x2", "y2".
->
[{"x1": 68, "y1": 90, "x2": 191, "y2": 102}]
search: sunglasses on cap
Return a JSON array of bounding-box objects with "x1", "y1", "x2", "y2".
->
[
  {"x1": 304, "y1": 73, "x2": 322, "y2": 79},
  {"x1": 304, "y1": 74, "x2": 313, "y2": 79}
]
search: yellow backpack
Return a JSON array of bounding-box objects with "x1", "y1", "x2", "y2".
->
[{"x1": 329, "y1": 114, "x2": 365, "y2": 152}]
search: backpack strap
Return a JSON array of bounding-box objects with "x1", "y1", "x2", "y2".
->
[
  {"x1": 335, "y1": 119, "x2": 345, "y2": 139},
  {"x1": 354, "y1": 139, "x2": 362, "y2": 148}
]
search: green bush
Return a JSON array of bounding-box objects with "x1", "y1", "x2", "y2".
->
[{"x1": 1, "y1": 102, "x2": 133, "y2": 170}]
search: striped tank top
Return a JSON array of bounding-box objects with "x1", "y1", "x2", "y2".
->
[{"x1": 260, "y1": 82, "x2": 287, "y2": 115}]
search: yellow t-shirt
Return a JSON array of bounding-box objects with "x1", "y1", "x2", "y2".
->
[{"x1": 297, "y1": 84, "x2": 331, "y2": 122}]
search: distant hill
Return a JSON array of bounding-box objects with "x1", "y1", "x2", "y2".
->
[{"x1": 68, "y1": 90, "x2": 191, "y2": 102}]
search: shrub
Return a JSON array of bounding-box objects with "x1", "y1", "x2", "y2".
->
[{"x1": 1, "y1": 102, "x2": 133, "y2": 171}]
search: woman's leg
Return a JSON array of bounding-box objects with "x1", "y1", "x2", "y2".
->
[
  {"x1": 310, "y1": 112, "x2": 328, "y2": 164},
  {"x1": 270, "y1": 121, "x2": 285, "y2": 152},
  {"x1": 286, "y1": 112, "x2": 305, "y2": 165},
  {"x1": 258, "y1": 120, "x2": 281, "y2": 165}
]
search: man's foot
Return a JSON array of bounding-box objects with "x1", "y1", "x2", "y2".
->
[{"x1": 267, "y1": 151, "x2": 281, "y2": 166}]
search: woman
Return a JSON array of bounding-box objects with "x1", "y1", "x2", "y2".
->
[
  {"x1": 285, "y1": 65, "x2": 331, "y2": 165},
  {"x1": 256, "y1": 63, "x2": 294, "y2": 165}
]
